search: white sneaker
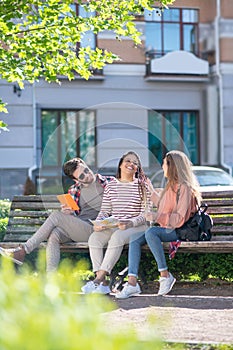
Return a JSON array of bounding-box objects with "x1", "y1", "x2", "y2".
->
[
  {"x1": 158, "y1": 272, "x2": 176, "y2": 295},
  {"x1": 81, "y1": 281, "x2": 98, "y2": 294},
  {"x1": 92, "y1": 283, "x2": 111, "y2": 295},
  {"x1": 115, "y1": 282, "x2": 141, "y2": 299}
]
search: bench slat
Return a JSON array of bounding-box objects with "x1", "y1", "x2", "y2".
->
[
  {"x1": 8, "y1": 218, "x2": 48, "y2": 225},
  {"x1": 11, "y1": 195, "x2": 58, "y2": 202},
  {"x1": 5, "y1": 228, "x2": 39, "y2": 236},
  {"x1": 1, "y1": 241, "x2": 233, "y2": 254},
  {"x1": 3, "y1": 234, "x2": 36, "y2": 242},
  {"x1": 212, "y1": 217, "x2": 233, "y2": 224},
  {"x1": 211, "y1": 226, "x2": 233, "y2": 234},
  {"x1": 207, "y1": 207, "x2": 233, "y2": 215},
  {"x1": 11, "y1": 202, "x2": 60, "y2": 210},
  {"x1": 203, "y1": 199, "x2": 233, "y2": 206},
  {"x1": 8, "y1": 211, "x2": 50, "y2": 218},
  {"x1": 5, "y1": 225, "x2": 233, "y2": 235},
  {"x1": 202, "y1": 190, "x2": 233, "y2": 198}
]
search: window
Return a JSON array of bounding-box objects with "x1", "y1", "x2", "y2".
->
[
  {"x1": 41, "y1": 109, "x2": 96, "y2": 167},
  {"x1": 145, "y1": 8, "x2": 199, "y2": 58},
  {"x1": 148, "y1": 111, "x2": 199, "y2": 166},
  {"x1": 39, "y1": 109, "x2": 96, "y2": 193}
]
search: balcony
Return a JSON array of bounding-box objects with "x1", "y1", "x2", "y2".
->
[{"x1": 145, "y1": 50, "x2": 209, "y2": 82}]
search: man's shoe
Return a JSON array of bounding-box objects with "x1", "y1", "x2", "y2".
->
[
  {"x1": 158, "y1": 272, "x2": 176, "y2": 296},
  {"x1": 81, "y1": 281, "x2": 99, "y2": 294},
  {"x1": 92, "y1": 283, "x2": 111, "y2": 295},
  {"x1": 115, "y1": 282, "x2": 141, "y2": 299},
  {"x1": 0, "y1": 245, "x2": 26, "y2": 265}
]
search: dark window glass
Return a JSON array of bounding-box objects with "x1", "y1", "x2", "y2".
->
[
  {"x1": 41, "y1": 109, "x2": 96, "y2": 168},
  {"x1": 41, "y1": 111, "x2": 59, "y2": 166},
  {"x1": 148, "y1": 110, "x2": 199, "y2": 166}
]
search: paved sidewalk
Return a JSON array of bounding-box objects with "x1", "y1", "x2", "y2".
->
[{"x1": 103, "y1": 294, "x2": 233, "y2": 344}]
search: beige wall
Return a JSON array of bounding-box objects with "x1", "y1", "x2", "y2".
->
[
  {"x1": 222, "y1": 0, "x2": 233, "y2": 18},
  {"x1": 221, "y1": 38, "x2": 233, "y2": 62},
  {"x1": 98, "y1": 39, "x2": 145, "y2": 64}
]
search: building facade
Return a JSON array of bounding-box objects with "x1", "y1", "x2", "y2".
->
[{"x1": 0, "y1": 0, "x2": 233, "y2": 198}]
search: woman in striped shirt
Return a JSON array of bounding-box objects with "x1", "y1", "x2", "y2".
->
[{"x1": 81, "y1": 151, "x2": 150, "y2": 294}]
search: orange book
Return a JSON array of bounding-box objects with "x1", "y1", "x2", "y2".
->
[{"x1": 57, "y1": 194, "x2": 79, "y2": 211}]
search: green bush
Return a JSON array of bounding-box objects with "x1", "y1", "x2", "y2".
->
[
  {"x1": 0, "y1": 199, "x2": 11, "y2": 240},
  {"x1": 0, "y1": 255, "x2": 166, "y2": 350},
  {"x1": 0, "y1": 217, "x2": 8, "y2": 240},
  {"x1": 113, "y1": 250, "x2": 233, "y2": 283},
  {"x1": 0, "y1": 199, "x2": 11, "y2": 219}
]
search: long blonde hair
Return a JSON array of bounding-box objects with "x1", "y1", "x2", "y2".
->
[{"x1": 162, "y1": 150, "x2": 202, "y2": 205}]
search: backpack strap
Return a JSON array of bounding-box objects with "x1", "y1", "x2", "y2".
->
[{"x1": 176, "y1": 185, "x2": 181, "y2": 204}]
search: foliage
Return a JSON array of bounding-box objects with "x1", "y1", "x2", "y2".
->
[
  {"x1": 184, "y1": 345, "x2": 233, "y2": 350},
  {"x1": 0, "y1": 199, "x2": 11, "y2": 239},
  {"x1": 0, "y1": 118, "x2": 9, "y2": 133},
  {"x1": 0, "y1": 256, "x2": 166, "y2": 349},
  {"x1": 0, "y1": 218, "x2": 8, "y2": 240},
  {"x1": 0, "y1": 199, "x2": 10, "y2": 218},
  {"x1": 113, "y1": 250, "x2": 233, "y2": 283},
  {"x1": 0, "y1": 0, "x2": 175, "y2": 130}
]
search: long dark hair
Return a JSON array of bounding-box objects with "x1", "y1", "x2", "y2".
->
[{"x1": 116, "y1": 151, "x2": 147, "y2": 203}]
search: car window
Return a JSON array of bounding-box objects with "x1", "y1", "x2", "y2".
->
[
  {"x1": 194, "y1": 170, "x2": 233, "y2": 186},
  {"x1": 150, "y1": 169, "x2": 166, "y2": 188}
]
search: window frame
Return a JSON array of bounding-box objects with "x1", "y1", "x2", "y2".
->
[
  {"x1": 40, "y1": 108, "x2": 97, "y2": 170},
  {"x1": 145, "y1": 7, "x2": 199, "y2": 58}
]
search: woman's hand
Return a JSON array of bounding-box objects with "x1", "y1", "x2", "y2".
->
[
  {"x1": 61, "y1": 204, "x2": 74, "y2": 215},
  {"x1": 145, "y1": 211, "x2": 157, "y2": 222},
  {"x1": 93, "y1": 225, "x2": 107, "y2": 232},
  {"x1": 118, "y1": 220, "x2": 133, "y2": 230},
  {"x1": 145, "y1": 178, "x2": 154, "y2": 194}
]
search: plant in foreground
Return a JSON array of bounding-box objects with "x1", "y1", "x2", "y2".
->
[{"x1": 0, "y1": 254, "x2": 165, "y2": 350}]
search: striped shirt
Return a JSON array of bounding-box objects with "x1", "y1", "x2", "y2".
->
[{"x1": 96, "y1": 178, "x2": 149, "y2": 227}]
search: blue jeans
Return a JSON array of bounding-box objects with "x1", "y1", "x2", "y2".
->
[{"x1": 128, "y1": 226, "x2": 178, "y2": 276}]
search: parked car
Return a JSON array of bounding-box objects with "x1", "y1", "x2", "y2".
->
[{"x1": 150, "y1": 166, "x2": 233, "y2": 192}]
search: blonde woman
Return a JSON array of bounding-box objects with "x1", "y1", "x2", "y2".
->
[{"x1": 116, "y1": 150, "x2": 202, "y2": 298}]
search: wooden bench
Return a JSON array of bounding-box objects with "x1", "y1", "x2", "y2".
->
[{"x1": 1, "y1": 191, "x2": 233, "y2": 254}]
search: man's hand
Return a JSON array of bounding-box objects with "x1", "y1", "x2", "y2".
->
[{"x1": 60, "y1": 204, "x2": 74, "y2": 215}]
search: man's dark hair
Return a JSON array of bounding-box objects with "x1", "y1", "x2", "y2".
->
[{"x1": 63, "y1": 158, "x2": 84, "y2": 179}]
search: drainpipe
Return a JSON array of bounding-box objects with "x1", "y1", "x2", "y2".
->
[
  {"x1": 215, "y1": 0, "x2": 232, "y2": 174},
  {"x1": 28, "y1": 82, "x2": 38, "y2": 182}
]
